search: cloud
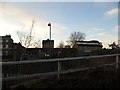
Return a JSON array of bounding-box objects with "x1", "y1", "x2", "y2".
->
[
  {"x1": 105, "y1": 8, "x2": 118, "y2": 18},
  {"x1": 0, "y1": 3, "x2": 43, "y2": 42},
  {"x1": 114, "y1": 25, "x2": 120, "y2": 32},
  {"x1": 94, "y1": 0, "x2": 119, "y2": 2},
  {"x1": 0, "y1": 3, "x2": 69, "y2": 47},
  {"x1": 92, "y1": 27, "x2": 104, "y2": 31},
  {"x1": 97, "y1": 32, "x2": 109, "y2": 36},
  {"x1": 0, "y1": 3, "x2": 42, "y2": 27},
  {"x1": 86, "y1": 27, "x2": 105, "y2": 40}
]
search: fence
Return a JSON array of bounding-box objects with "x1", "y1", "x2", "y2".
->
[{"x1": 1, "y1": 54, "x2": 120, "y2": 88}]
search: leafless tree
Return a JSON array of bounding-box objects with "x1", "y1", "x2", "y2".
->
[
  {"x1": 67, "y1": 31, "x2": 86, "y2": 45},
  {"x1": 17, "y1": 20, "x2": 35, "y2": 48},
  {"x1": 16, "y1": 20, "x2": 41, "y2": 60},
  {"x1": 32, "y1": 39, "x2": 41, "y2": 48},
  {"x1": 69, "y1": 31, "x2": 86, "y2": 42},
  {"x1": 57, "y1": 41, "x2": 65, "y2": 48}
]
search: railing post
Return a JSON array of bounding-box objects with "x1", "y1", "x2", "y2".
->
[
  {"x1": 57, "y1": 60, "x2": 61, "y2": 79},
  {"x1": 116, "y1": 54, "x2": 119, "y2": 70}
]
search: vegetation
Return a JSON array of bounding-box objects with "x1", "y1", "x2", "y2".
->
[
  {"x1": 12, "y1": 66, "x2": 120, "y2": 89},
  {"x1": 69, "y1": 31, "x2": 86, "y2": 42},
  {"x1": 16, "y1": 20, "x2": 41, "y2": 60},
  {"x1": 108, "y1": 42, "x2": 119, "y2": 49},
  {"x1": 16, "y1": 20, "x2": 41, "y2": 48},
  {"x1": 67, "y1": 31, "x2": 86, "y2": 46},
  {"x1": 57, "y1": 41, "x2": 65, "y2": 48}
]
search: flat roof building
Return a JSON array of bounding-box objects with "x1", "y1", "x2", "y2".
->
[{"x1": 73, "y1": 40, "x2": 103, "y2": 53}]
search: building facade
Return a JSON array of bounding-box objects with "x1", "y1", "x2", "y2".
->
[
  {"x1": 25, "y1": 48, "x2": 78, "y2": 60},
  {"x1": 73, "y1": 40, "x2": 103, "y2": 53},
  {"x1": 0, "y1": 35, "x2": 24, "y2": 61},
  {"x1": 0, "y1": 35, "x2": 104, "y2": 61},
  {"x1": 42, "y1": 39, "x2": 54, "y2": 48}
]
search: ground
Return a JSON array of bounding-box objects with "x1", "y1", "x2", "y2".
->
[{"x1": 11, "y1": 65, "x2": 120, "y2": 89}]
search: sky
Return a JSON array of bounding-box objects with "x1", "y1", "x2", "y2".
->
[{"x1": 0, "y1": 1, "x2": 119, "y2": 48}]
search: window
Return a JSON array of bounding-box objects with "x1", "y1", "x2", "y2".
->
[
  {"x1": 14, "y1": 45, "x2": 17, "y2": 49},
  {"x1": 0, "y1": 45, "x2": 3, "y2": 49},
  {"x1": 0, "y1": 40, "x2": 2, "y2": 42},
  {"x1": 0, "y1": 50, "x2": 2, "y2": 56},
  {"x1": 6, "y1": 40, "x2": 9, "y2": 42},
  {"x1": 5, "y1": 45, "x2": 8, "y2": 48},
  {"x1": 5, "y1": 51, "x2": 8, "y2": 56}
]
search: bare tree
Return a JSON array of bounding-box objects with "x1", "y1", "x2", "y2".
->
[
  {"x1": 57, "y1": 41, "x2": 65, "y2": 48},
  {"x1": 31, "y1": 39, "x2": 41, "y2": 48},
  {"x1": 69, "y1": 31, "x2": 86, "y2": 42},
  {"x1": 17, "y1": 20, "x2": 35, "y2": 48},
  {"x1": 67, "y1": 31, "x2": 86, "y2": 45},
  {"x1": 16, "y1": 20, "x2": 41, "y2": 60}
]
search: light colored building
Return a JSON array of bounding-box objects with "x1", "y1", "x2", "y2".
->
[{"x1": 73, "y1": 40, "x2": 103, "y2": 52}]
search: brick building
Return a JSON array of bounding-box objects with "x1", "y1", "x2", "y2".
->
[
  {"x1": 42, "y1": 39, "x2": 54, "y2": 48},
  {"x1": 0, "y1": 35, "x2": 24, "y2": 61}
]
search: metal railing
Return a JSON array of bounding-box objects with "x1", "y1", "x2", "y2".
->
[{"x1": 1, "y1": 54, "x2": 119, "y2": 82}]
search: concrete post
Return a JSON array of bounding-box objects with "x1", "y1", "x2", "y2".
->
[
  {"x1": 58, "y1": 61, "x2": 61, "y2": 79},
  {"x1": 116, "y1": 54, "x2": 119, "y2": 70}
]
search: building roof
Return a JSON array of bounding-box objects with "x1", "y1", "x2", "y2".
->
[
  {"x1": 42, "y1": 39, "x2": 54, "y2": 42},
  {"x1": 75, "y1": 40, "x2": 102, "y2": 47},
  {"x1": 0, "y1": 35, "x2": 11, "y2": 38}
]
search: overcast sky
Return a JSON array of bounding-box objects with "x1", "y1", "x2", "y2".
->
[{"x1": 0, "y1": 1, "x2": 119, "y2": 48}]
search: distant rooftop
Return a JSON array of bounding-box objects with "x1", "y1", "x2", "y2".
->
[{"x1": 75, "y1": 40, "x2": 102, "y2": 46}]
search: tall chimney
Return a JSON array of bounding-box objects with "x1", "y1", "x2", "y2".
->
[{"x1": 48, "y1": 23, "x2": 51, "y2": 40}]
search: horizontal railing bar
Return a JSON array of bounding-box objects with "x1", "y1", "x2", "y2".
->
[
  {"x1": 2, "y1": 63, "x2": 116, "y2": 81},
  {"x1": 0, "y1": 54, "x2": 119, "y2": 65}
]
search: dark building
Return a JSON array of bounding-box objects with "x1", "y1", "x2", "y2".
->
[
  {"x1": 23, "y1": 40, "x2": 103, "y2": 60},
  {"x1": 0, "y1": 35, "x2": 24, "y2": 61},
  {"x1": 12, "y1": 42, "x2": 25, "y2": 61},
  {"x1": 0, "y1": 35, "x2": 13, "y2": 61},
  {"x1": 0, "y1": 35, "x2": 104, "y2": 61},
  {"x1": 25, "y1": 48, "x2": 78, "y2": 60},
  {"x1": 42, "y1": 39, "x2": 54, "y2": 48},
  {"x1": 65, "y1": 45, "x2": 71, "y2": 48},
  {"x1": 0, "y1": 37, "x2": 2, "y2": 61},
  {"x1": 73, "y1": 40, "x2": 103, "y2": 53}
]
